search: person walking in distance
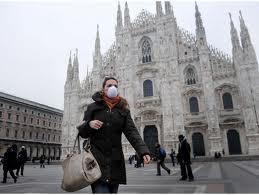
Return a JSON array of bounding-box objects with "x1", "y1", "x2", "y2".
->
[
  {"x1": 39, "y1": 154, "x2": 45, "y2": 168},
  {"x1": 155, "y1": 143, "x2": 171, "y2": 176},
  {"x1": 16, "y1": 146, "x2": 27, "y2": 177},
  {"x1": 77, "y1": 76, "x2": 151, "y2": 193},
  {"x1": 2, "y1": 145, "x2": 18, "y2": 183},
  {"x1": 169, "y1": 149, "x2": 176, "y2": 167},
  {"x1": 177, "y1": 135, "x2": 194, "y2": 181}
]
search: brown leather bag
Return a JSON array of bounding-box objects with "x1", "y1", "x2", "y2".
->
[{"x1": 61, "y1": 134, "x2": 101, "y2": 192}]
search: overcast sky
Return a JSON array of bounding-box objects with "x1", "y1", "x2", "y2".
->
[{"x1": 0, "y1": 0, "x2": 258, "y2": 110}]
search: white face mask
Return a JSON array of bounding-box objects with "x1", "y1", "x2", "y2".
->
[{"x1": 107, "y1": 86, "x2": 118, "y2": 98}]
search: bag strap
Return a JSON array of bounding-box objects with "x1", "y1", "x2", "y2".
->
[
  {"x1": 72, "y1": 133, "x2": 81, "y2": 154},
  {"x1": 72, "y1": 133, "x2": 91, "y2": 154},
  {"x1": 83, "y1": 138, "x2": 91, "y2": 152}
]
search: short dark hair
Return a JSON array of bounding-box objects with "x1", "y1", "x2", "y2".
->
[
  {"x1": 102, "y1": 76, "x2": 118, "y2": 88},
  {"x1": 178, "y1": 134, "x2": 184, "y2": 140}
]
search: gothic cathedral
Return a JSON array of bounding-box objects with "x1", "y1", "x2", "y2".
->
[{"x1": 61, "y1": 1, "x2": 259, "y2": 158}]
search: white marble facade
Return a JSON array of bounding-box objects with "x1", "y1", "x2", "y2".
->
[{"x1": 61, "y1": 1, "x2": 259, "y2": 159}]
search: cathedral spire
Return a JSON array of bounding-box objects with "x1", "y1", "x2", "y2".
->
[
  {"x1": 239, "y1": 10, "x2": 252, "y2": 50},
  {"x1": 156, "y1": 1, "x2": 163, "y2": 17},
  {"x1": 195, "y1": 2, "x2": 207, "y2": 48},
  {"x1": 116, "y1": 2, "x2": 123, "y2": 30},
  {"x1": 229, "y1": 13, "x2": 242, "y2": 53},
  {"x1": 124, "y1": 2, "x2": 131, "y2": 27},
  {"x1": 239, "y1": 10, "x2": 258, "y2": 65},
  {"x1": 165, "y1": 1, "x2": 172, "y2": 15},
  {"x1": 73, "y1": 49, "x2": 79, "y2": 81},
  {"x1": 66, "y1": 51, "x2": 73, "y2": 82},
  {"x1": 95, "y1": 25, "x2": 101, "y2": 55},
  {"x1": 93, "y1": 25, "x2": 102, "y2": 71}
]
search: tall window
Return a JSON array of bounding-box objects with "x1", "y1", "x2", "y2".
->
[
  {"x1": 22, "y1": 131, "x2": 25, "y2": 139},
  {"x1": 29, "y1": 132, "x2": 32, "y2": 139},
  {"x1": 15, "y1": 130, "x2": 18, "y2": 138},
  {"x1": 223, "y1": 93, "x2": 233, "y2": 109},
  {"x1": 0, "y1": 111, "x2": 2, "y2": 118},
  {"x1": 53, "y1": 135, "x2": 56, "y2": 142},
  {"x1": 23, "y1": 116, "x2": 27, "y2": 123},
  {"x1": 143, "y1": 80, "x2": 153, "y2": 97},
  {"x1": 185, "y1": 68, "x2": 197, "y2": 85},
  {"x1": 8, "y1": 113, "x2": 11, "y2": 120},
  {"x1": 36, "y1": 132, "x2": 38, "y2": 139},
  {"x1": 48, "y1": 134, "x2": 50, "y2": 141},
  {"x1": 16, "y1": 115, "x2": 19, "y2": 121},
  {"x1": 42, "y1": 133, "x2": 45, "y2": 140},
  {"x1": 142, "y1": 39, "x2": 152, "y2": 63},
  {"x1": 189, "y1": 97, "x2": 199, "y2": 113}
]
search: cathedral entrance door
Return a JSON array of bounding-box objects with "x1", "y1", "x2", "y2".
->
[
  {"x1": 192, "y1": 132, "x2": 205, "y2": 156},
  {"x1": 144, "y1": 125, "x2": 158, "y2": 157},
  {"x1": 227, "y1": 129, "x2": 242, "y2": 155}
]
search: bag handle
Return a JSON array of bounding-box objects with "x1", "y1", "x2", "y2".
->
[
  {"x1": 72, "y1": 133, "x2": 91, "y2": 154},
  {"x1": 72, "y1": 133, "x2": 81, "y2": 154}
]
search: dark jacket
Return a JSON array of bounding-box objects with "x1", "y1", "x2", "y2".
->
[
  {"x1": 177, "y1": 139, "x2": 191, "y2": 164},
  {"x1": 156, "y1": 147, "x2": 166, "y2": 161},
  {"x1": 3, "y1": 147, "x2": 18, "y2": 170},
  {"x1": 18, "y1": 149, "x2": 27, "y2": 164},
  {"x1": 40, "y1": 155, "x2": 45, "y2": 163},
  {"x1": 78, "y1": 92, "x2": 150, "y2": 184}
]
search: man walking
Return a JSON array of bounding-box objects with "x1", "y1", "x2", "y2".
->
[
  {"x1": 39, "y1": 154, "x2": 45, "y2": 168},
  {"x1": 155, "y1": 143, "x2": 171, "y2": 176},
  {"x1": 169, "y1": 149, "x2": 176, "y2": 167},
  {"x1": 16, "y1": 146, "x2": 27, "y2": 177},
  {"x1": 2, "y1": 145, "x2": 18, "y2": 183},
  {"x1": 177, "y1": 135, "x2": 194, "y2": 181}
]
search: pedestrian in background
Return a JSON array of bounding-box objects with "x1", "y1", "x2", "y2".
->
[
  {"x1": 16, "y1": 146, "x2": 27, "y2": 177},
  {"x1": 169, "y1": 149, "x2": 176, "y2": 167},
  {"x1": 2, "y1": 145, "x2": 18, "y2": 183},
  {"x1": 39, "y1": 154, "x2": 45, "y2": 168},
  {"x1": 77, "y1": 76, "x2": 150, "y2": 193},
  {"x1": 155, "y1": 143, "x2": 171, "y2": 176},
  {"x1": 177, "y1": 135, "x2": 194, "y2": 181}
]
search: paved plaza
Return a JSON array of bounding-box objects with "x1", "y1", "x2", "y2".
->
[{"x1": 0, "y1": 160, "x2": 259, "y2": 193}]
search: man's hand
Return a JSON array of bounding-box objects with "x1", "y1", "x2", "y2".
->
[{"x1": 143, "y1": 155, "x2": 151, "y2": 164}]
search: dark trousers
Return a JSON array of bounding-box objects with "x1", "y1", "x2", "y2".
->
[
  {"x1": 91, "y1": 180, "x2": 119, "y2": 193},
  {"x1": 180, "y1": 162, "x2": 194, "y2": 179},
  {"x1": 3, "y1": 168, "x2": 16, "y2": 182},
  {"x1": 16, "y1": 163, "x2": 25, "y2": 176},
  {"x1": 40, "y1": 163, "x2": 45, "y2": 168},
  {"x1": 157, "y1": 159, "x2": 170, "y2": 175},
  {"x1": 171, "y1": 158, "x2": 175, "y2": 167}
]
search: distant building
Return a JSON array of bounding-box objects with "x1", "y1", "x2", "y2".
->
[
  {"x1": 0, "y1": 92, "x2": 63, "y2": 160},
  {"x1": 62, "y1": 2, "x2": 259, "y2": 158}
]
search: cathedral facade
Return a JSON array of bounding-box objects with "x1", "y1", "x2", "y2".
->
[{"x1": 61, "y1": 1, "x2": 259, "y2": 158}]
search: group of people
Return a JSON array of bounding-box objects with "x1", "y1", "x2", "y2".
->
[
  {"x1": 1, "y1": 144, "x2": 27, "y2": 183},
  {"x1": 154, "y1": 135, "x2": 194, "y2": 181}
]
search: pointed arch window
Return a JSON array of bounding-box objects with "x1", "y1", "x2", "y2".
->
[
  {"x1": 189, "y1": 97, "x2": 199, "y2": 113},
  {"x1": 185, "y1": 68, "x2": 197, "y2": 85},
  {"x1": 223, "y1": 93, "x2": 233, "y2": 109},
  {"x1": 143, "y1": 80, "x2": 153, "y2": 97},
  {"x1": 142, "y1": 40, "x2": 152, "y2": 63}
]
